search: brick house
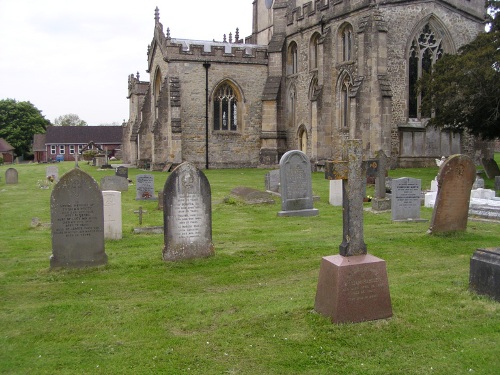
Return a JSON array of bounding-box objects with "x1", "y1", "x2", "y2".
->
[
  {"x1": 0, "y1": 138, "x2": 15, "y2": 163},
  {"x1": 33, "y1": 126, "x2": 122, "y2": 162}
]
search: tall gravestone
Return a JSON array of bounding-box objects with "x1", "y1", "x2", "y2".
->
[
  {"x1": 46, "y1": 166, "x2": 59, "y2": 181},
  {"x1": 102, "y1": 190, "x2": 122, "y2": 240},
  {"x1": 136, "y1": 174, "x2": 156, "y2": 200},
  {"x1": 101, "y1": 175, "x2": 128, "y2": 192},
  {"x1": 316, "y1": 140, "x2": 392, "y2": 324},
  {"x1": 5, "y1": 168, "x2": 18, "y2": 184},
  {"x1": 428, "y1": 154, "x2": 476, "y2": 234},
  {"x1": 162, "y1": 162, "x2": 214, "y2": 261},
  {"x1": 277, "y1": 150, "x2": 318, "y2": 217},
  {"x1": 115, "y1": 166, "x2": 129, "y2": 179},
  {"x1": 50, "y1": 168, "x2": 107, "y2": 268},
  {"x1": 391, "y1": 177, "x2": 426, "y2": 221}
]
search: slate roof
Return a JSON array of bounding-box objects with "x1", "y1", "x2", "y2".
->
[
  {"x1": 45, "y1": 126, "x2": 122, "y2": 144},
  {"x1": 32, "y1": 134, "x2": 46, "y2": 151},
  {"x1": 0, "y1": 138, "x2": 14, "y2": 152}
]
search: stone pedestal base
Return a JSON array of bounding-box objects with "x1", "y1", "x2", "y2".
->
[
  {"x1": 469, "y1": 247, "x2": 500, "y2": 301},
  {"x1": 314, "y1": 254, "x2": 392, "y2": 324},
  {"x1": 371, "y1": 197, "x2": 391, "y2": 211}
]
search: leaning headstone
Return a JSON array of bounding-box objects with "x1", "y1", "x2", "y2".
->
[
  {"x1": 136, "y1": 174, "x2": 156, "y2": 200},
  {"x1": 277, "y1": 150, "x2": 318, "y2": 217},
  {"x1": 162, "y1": 162, "x2": 214, "y2": 261},
  {"x1": 428, "y1": 154, "x2": 476, "y2": 234},
  {"x1": 50, "y1": 168, "x2": 107, "y2": 268},
  {"x1": 391, "y1": 177, "x2": 426, "y2": 222},
  {"x1": 115, "y1": 166, "x2": 128, "y2": 179},
  {"x1": 5, "y1": 168, "x2": 18, "y2": 184},
  {"x1": 102, "y1": 190, "x2": 122, "y2": 240},
  {"x1": 46, "y1": 166, "x2": 59, "y2": 182},
  {"x1": 265, "y1": 170, "x2": 280, "y2": 194},
  {"x1": 481, "y1": 158, "x2": 500, "y2": 179},
  {"x1": 371, "y1": 150, "x2": 391, "y2": 211},
  {"x1": 316, "y1": 139, "x2": 392, "y2": 324},
  {"x1": 469, "y1": 247, "x2": 500, "y2": 302},
  {"x1": 101, "y1": 175, "x2": 128, "y2": 192}
]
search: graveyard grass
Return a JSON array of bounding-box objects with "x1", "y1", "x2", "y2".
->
[{"x1": 1, "y1": 159, "x2": 499, "y2": 375}]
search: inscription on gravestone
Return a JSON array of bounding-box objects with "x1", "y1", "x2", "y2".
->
[
  {"x1": 277, "y1": 150, "x2": 318, "y2": 217},
  {"x1": 136, "y1": 174, "x2": 156, "y2": 200},
  {"x1": 163, "y1": 162, "x2": 214, "y2": 261},
  {"x1": 50, "y1": 168, "x2": 107, "y2": 268},
  {"x1": 391, "y1": 177, "x2": 425, "y2": 221}
]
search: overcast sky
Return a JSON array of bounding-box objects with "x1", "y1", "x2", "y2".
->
[{"x1": 0, "y1": 0, "x2": 253, "y2": 125}]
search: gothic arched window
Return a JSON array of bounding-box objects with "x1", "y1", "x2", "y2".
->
[
  {"x1": 153, "y1": 69, "x2": 162, "y2": 119},
  {"x1": 310, "y1": 33, "x2": 320, "y2": 70},
  {"x1": 339, "y1": 74, "x2": 352, "y2": 128},
  {"x1": 214, "y1": 83, "x2": 238, "y2": 131},
  {"x1": 287, "y1": 42, "x2": 298, "y2": 75},
  {"x1": 408, "y1": 23, "x2": 444, "y2": 119},
  {"x1": 340, "y1": 24, "x2": 353, "y2": 62}
]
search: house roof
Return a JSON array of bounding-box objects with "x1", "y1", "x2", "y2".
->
[
  {"x1": 0, "y1": 138, "x2": 14, "y2": 152},
  {"x1": 45, "y1": 126, "x2": 122, "y2": 144},
  {"x1": 32, "y1": 134, "x2": 46, "y2": 151}
]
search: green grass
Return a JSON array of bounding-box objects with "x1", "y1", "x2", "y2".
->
[{"x1": 0, "y1": 161, "x2": 499, "y2": 374}]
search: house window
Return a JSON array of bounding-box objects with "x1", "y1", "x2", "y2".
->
[
  {"x1": 310, "y1": 33, "x2": 320, "y2": 70},
  {"x1": 69, "y1": 145, "x2": 75, "y2": 154},
  {"x1": 341, "y1": 24, "x2": 353, "y2": 62},
  {"x1": 287, "y1": 42, "x2": 298, "y2": 75},
  {"x1": 50, "y1": 145, "x2": 56, "y2": 154},
  {"x1": 214, "y1": 83, "x2": 238, "y2": 131},
  {"x1": 59, "y1": 145, "x2": 65, "y2": 154},
  {"x1": 408, "y1": 23, "x2": 443, "y2": 119},
  {"x1": 78, "y1": 145, "x2": 83, "y2": 153}
]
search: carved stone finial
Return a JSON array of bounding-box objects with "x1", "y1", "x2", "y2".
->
[
  {"x1": 235, "y1": 28, "x2": 239, "y2": 42},
  {"x1": 154, "y1": 7, "x2": 160, "y2": 23},
  {"x1": 136, "y1": 72, "x2": 140, "y2": 80},
  {"x1": 166, "y1": 27, "x2": 170, "y2": 39},
  {"x1": 229, "y1": 32, "x2": 233, "y2": 43},
  {"x1": 223, "y1": 34, "x2": 227, "y2": 43}
]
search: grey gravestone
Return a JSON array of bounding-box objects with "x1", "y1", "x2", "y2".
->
[
  {"x1": 136, "y1": 174, "x2": 156, "y2": 200},
  {"x1": 162, "y1": 162, "x2": 214, "y2": 261},
  {"x1": 481, "y1": 158, "x2": 500, "y2": 179},
  {"x1": 265, "y1": 170, "x2": 280, "y2": 193},
  {"x1": 495, "y1": 176, "x2": 500, "y2": 192},
  {"x1": 391, "y1": 177, "x2": 426, "y2": 221},
  {"x1": 429, "y1": 154, "x2": 476, "y2": 234},
  {"x1": 46, "y1": 166, "x2": 59, "y2": 181},
  {"x1": 50, "y1": 168, "x2": 107, "y2": 268},
  {"x1": 469, "y1": 247, "x2": 500, "y2": 302},
  {"x1": 277, "y1": 150, "x2": 318, "y2": 217},
  {"x1": 101, "y1": 175, "x2": 129, "y2": 192},
  {"x1": 5, "y1": 168, "x2": 18, "y2": 184},
  {"x1": 116, "y1": 166, "x2": 128, "y2": 179},
  {"x1": 371, "y1": 150, "x2": 391, "y2": 211},
  {"x1": 316, "y1": 139, "x2": 392, "y2": 324},
  {"x1": 472, "y1": 171, "x2": 485, "y2": 189}
]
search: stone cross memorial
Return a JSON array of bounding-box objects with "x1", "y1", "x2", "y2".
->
[
  {"x1": 5, "y1": 168, "x2": 18, "y2": 184},
  {"x1": 371, "y1": 150, "x2": 391, "y2": 211},
  {"x1": 277, "y1": 150, "x2": 318, "y2": 217},
  {"x1": 162, "y1": 162, "x2": 214, "y2": 261},
  {"x1": 315, "y1": 139, "x2": 392, "y2": 324},
  {"x1": 50, "y1": 168, "x2": 107, "y2": 268},
  {"x1": 391, "y1": 177, "x2": 426, "y2": 221},
  {"x1": 136, "y1": 174, "x2": 156, "y2": 200},
  {"x1": 428, "y1": 154, "x2": 475, "y2": 234}
]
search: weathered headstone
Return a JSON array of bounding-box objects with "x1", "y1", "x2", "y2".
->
[
  {"x1": 157, "y1": 190, "x2": 164, "y2": 210},
  {"x1": 115, "y1": 166, "x2": 129, "y2": 179},
  {"x1": 428, "y1": 154, "x2": 476, "y2": 234},
  {"x1": 316, "y1": 139, "x2": 392, "y2": 324},
  {"x1": 472, "y1": 171, "x2": 485, "y2": 189},
  {"x1": 391, "y1": 177, "x2": 426, "y2": 221},
  {"x1": 481, "y1": 158, "x2": 500, "y2": 179},
  {"x1": 101, "y1": 175, "x2": 129, "y2": 192},
  {"x1": 265, "y1": 169, "x2": 280, "y2": 194},
  {"x1": 5, "y1": 168, "x2": 18, "y2": 184},
  {"x1": 102, "y1": 190, "x2": 122, "y2": 240},
  {"x1": 328, "y1": 179, "x2": 343, "y2": 206},
  {"x1": 136, "y1": 174, "x2": 156, "y2": 200},
  {"x1": 162, "y1": 162, "x2": 214, "y2": 261},
  {"x1": 50, "y1": 168, "x2": 107, "y2": 268},
  {"x1": 277, "y1": 150, "x2": 318, "y2": 217},
  {"x1": 469, "y1": 247, "x2": 500, "y2": 302},
  {"x1": 371, "y1": 150, "x2": 391, "y2": 211},
  {"x1": 46, "y1": 166, "x2": 59, "y2": 182},
  {"x1": 495, "y1": 176, "x2": 500, "y2": 192}
]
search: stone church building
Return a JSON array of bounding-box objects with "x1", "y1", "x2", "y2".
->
[{"x1": 122, "y1": 0, "x2": 491, "y2": 170}]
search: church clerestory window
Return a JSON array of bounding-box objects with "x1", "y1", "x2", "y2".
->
[
  {"x1": 408, "y1": 23, "x2": 443, "y2": 119},
  {"x1": 214, "y1": 83, "x2": 238, "y2": 131}
]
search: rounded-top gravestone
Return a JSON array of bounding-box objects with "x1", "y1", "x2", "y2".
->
[{"x1": 5, "y1": 168, "x2": 18, "y2": 184}]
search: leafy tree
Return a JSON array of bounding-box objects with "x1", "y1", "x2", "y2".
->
[
  {"x1": 419, "y1": 1, "x2": 500, "y2": 140},
  {"x1": 54, "y1": 113, "x2": 87, "y2": 126},
  {"x1": 0, "y1": 98, "x2": 51, "y2": 158}
]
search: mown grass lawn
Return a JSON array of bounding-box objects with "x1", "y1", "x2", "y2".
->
[{"x1": 0, "y1": 160, "x2": 499, "y2": 374}]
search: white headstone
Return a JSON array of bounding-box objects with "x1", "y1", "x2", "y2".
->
[{"x1": 103, "y1": 190, "x2": 122, "y2": 240}]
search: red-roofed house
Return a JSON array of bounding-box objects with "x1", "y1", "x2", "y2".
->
[
  {"x1": 0, "y1": 138, "x2": 15, "y2": 163},
  {"x1": 33, "y1": 126, "x2": 123, "y2": 162}
]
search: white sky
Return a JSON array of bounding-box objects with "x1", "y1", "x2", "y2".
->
[{"x1": 0, "y1": 0, "x2": 253, "y2": 125}]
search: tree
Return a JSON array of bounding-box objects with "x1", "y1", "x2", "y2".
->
[
  {"x1": 54, "y1": 113, "x2": 87, "y2": 126},
  {"x1": 0, "y1": 99, "x2": 51, "y2": 159},
  {"x1": 419, "y1": 1, "x2": 500, "y2": 140}
]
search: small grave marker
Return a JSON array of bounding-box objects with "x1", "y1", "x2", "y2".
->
[
  {"x1": 391, "y1": 177, "x2": 426, "y2": 221},
  {"x1": 134, "y1": 206, "x2": 147, "y2": 225},
  {"x1": 46, "y1": 166, "x2": 59, "y2": 182},
  {"x1": 101, "y1": 175, "x2": 128, "y2": 192},
  {"x1": 5, "y1": 168, "x2": 18, "y2": 184},
  {"x1": 136, "y1": 174, "x2": 156, "y2": 200},
  {"x1": 469, "y1": 247, "x2": 500, "y2": 302},
  {"x1": 115, "y1": 166, "x2": 129, "y2": 179}
]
